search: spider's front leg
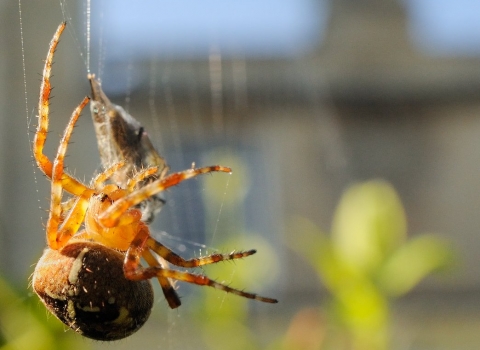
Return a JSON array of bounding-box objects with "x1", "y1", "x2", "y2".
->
[
  {"x1": 34, "y1": 22, "x2": 90, "y2": 197},
  {"x1": 124, "y1": 227, "x2": 278, "y2": 304}
]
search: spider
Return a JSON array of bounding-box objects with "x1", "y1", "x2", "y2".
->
[
  {"x1": 88, "y1": 74, "x2": 167, "y2": 224},
  {"x1": 32, "y1": 22, "x2": 277, "y2": 341}
]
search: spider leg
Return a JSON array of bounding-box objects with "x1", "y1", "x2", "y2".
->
[
  {"x1": 147, "y1": 237, "x2": 256, "y2": 268},
  {"x1": 127, "y1": 166, "x2": 160, "y2": 192},
  {"x1": 99, "y1": 165, "x2": 232, "y2": 228},
  {"x1": 142, "y1": 249, "x2": 181, "y2": 309},
  {"x1": 59, "y1": 196, "x2": 77, "y2": 220},
  {"x1": 34, "y1": 22, "x2": 89, "y2": 197},
  {"x1": 124, "y1": 226, "x2": 278, "y2": 304},
  {"x1": 92, "y1": 161, "x2": 126, "y2": 189},
  {"x1": 53, "y1": 196, "x2": 90, "y2": 248},
  {"x1": 47, "y1": 96, "x2": 94, "y2": 250}
]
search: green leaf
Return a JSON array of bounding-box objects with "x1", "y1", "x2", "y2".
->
[
  {"x1": 376, "y1": 234, "x2": 455, "y2": 297},
  {"x1": 331, "y1": 180, "x2": 407, "y2": 273}
]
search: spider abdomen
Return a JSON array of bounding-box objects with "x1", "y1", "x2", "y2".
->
[{"x1": 32, "y1": 241, "x2": 153, "y2": 341}]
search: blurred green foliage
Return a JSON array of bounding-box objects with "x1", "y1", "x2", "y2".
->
[
  {"x1": 198, "y1": 154, "x2": 455, "y2": 350},
  {"x1": 0, "y1": 276, "x2": 89, "y2": 350},
  {"x1": 287, "y1": 179, "x2": 455, "y2": 350}
]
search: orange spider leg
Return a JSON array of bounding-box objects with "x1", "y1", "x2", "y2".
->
[
  {"x1": 53, "y1": 197, "x2": 90, "y2": 248},
  {"x1": 127, "y1": 166, "x2": 160, "y2": 192},
  {"x1": 124, "y1": 228, "x2": 278, "y2": 303},
  {"x1": 142, "y1": 249, "x2": 181, "y2": 309},
  {"x1": 146, "y1": 238, "x2": 256, "y2": 268},
  {"x1": 59, "y1": 196, "x2": 77, "y2": 218},
  {"x1": 99, "y1": 165, "x2": 232, "y2": 228},
  {"x1": 144, "y1": 231, "x2": 259, "y2": 306},
  {"x1": 92, "y1": 161, "x2": 126, "y2": 188},
  {"x1": 34, "y1": 22, "x2": 89, "y2": 197},
  {"x1": 47, "y1": 96, "x2": 95, "y2": 250}
]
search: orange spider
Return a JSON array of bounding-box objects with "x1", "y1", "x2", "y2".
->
[{"x1": 32, "y1": 22, "x2": 277, "y2": 341}]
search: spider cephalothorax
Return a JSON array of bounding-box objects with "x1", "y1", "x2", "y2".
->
[{"x1": 31, "y1": 22, "x2": 277, "y2": 341}]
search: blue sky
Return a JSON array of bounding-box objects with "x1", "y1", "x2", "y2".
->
[
  {"x1": 405, "y1": 0, "x2": 480, "y2": 56},
  {"x1": 92, "y1": 0, "x2": 328, "y2": 59}
]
